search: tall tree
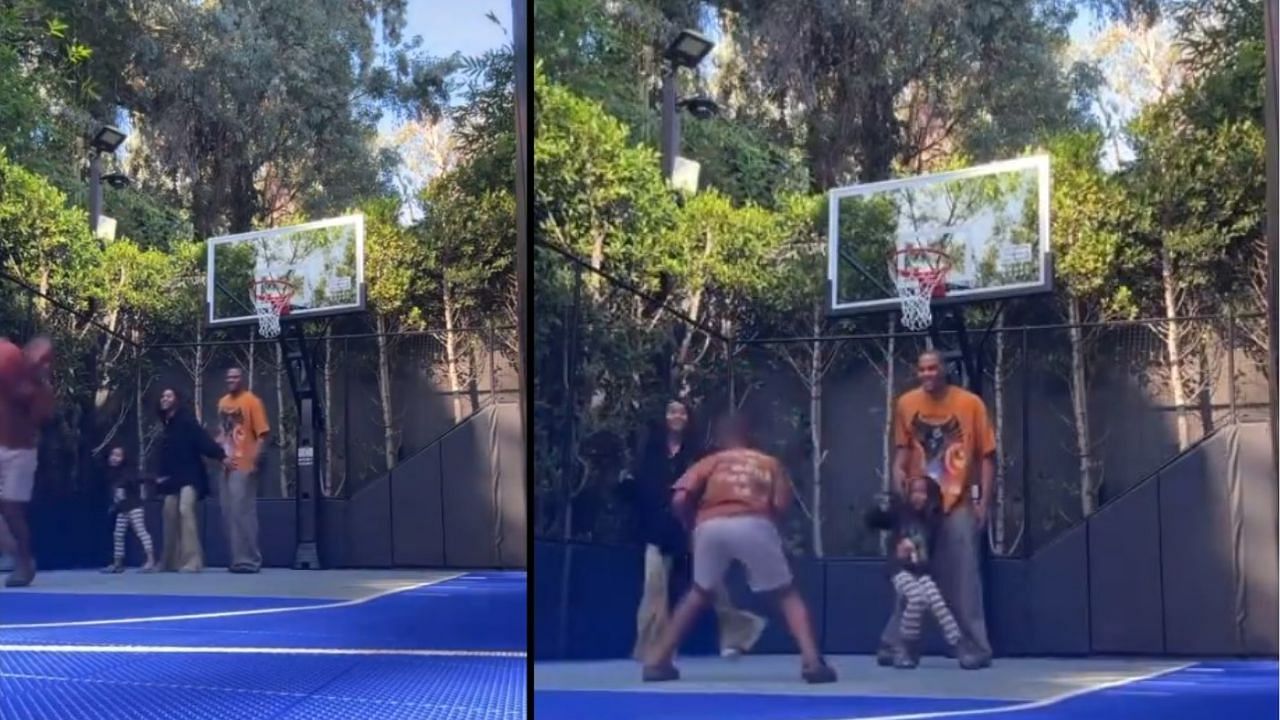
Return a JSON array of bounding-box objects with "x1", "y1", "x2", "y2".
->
[
  {"x1": 716, "y1": 0, "x2": 1092, "y2": 185},
  {"x1": 57, "y1": 0, "x2": 454, "y2": 238}
]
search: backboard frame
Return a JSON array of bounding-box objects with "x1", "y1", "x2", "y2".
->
[
  {"x1": 205, "y1": 214, "x2": 367, "y2": 329},
  {"x1": 826, "y1": 155, "x2": 1053, "y2": 318}
]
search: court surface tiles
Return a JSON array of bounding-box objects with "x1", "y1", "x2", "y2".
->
[
  {"x1": 535, "y1": 654, "x2": 1278, "y2": 720},
  {"x1": 0, "y1": 569, "x2": 526, "y2": 719}
]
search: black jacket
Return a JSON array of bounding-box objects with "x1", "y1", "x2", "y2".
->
[
  {"x1": 105, "y1": 464, "x2": 145, "y2": 513},
  {"x1": 865, "y1": 490, "x2": 943, "y2": 576},
  {"x1": 153, "y1": 407, "x2": 225, "y2": 499},
  {"x1": 620, "y1": 427, "x2": 700, "y2": 556}
]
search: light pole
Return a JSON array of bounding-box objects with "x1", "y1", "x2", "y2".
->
[
  {"x1": 88, "y1": 125, "x2": 127, "y2": 235},
  {"x1": 660, "y1": 30, "x2": 717, "y2": 182}
]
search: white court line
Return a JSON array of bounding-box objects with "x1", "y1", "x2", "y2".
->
[
  {"x1": 0, "y1": 572, "x2": 467, "y2": 630},
  {"x1": 831, "y1": 662, "x2": 1196, "y2": 720},
  {"x1": 0, "y1": 643, "x2": 524, "y2": 658}
]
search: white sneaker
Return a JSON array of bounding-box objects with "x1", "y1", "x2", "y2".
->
[{"x1": 721, "y1": 612, "x2": 767, "y2": 660}]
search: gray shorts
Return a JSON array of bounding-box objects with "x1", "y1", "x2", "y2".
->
[{"x1": 692, "y1": 515, "x2": 793, "y2": 593}]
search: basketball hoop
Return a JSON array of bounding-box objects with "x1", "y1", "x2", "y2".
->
[
  {"x1": 252, "y1": 279, "x2": 295, "y2": 338},
  {"x1": 889, "y1": 248, "x2": 952, "y2": 331}
]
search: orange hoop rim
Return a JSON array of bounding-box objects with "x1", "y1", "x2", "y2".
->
[
  {"x1": 252, "y1": 278, "x2": 296, "y2": 314},
  {"x1": 888, "y1": 247, "x2": 953, "y2": 297}
]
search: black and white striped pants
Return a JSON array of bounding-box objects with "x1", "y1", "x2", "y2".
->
[
  {"x1": 892, "y1": 570, "x2": 962, "y2": 645},
  {"x1": 113, "y1": 508, "x2": 153, "y2": 560}
]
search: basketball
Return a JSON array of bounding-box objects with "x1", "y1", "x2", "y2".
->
[{"x1": 0, "y1": 339, "x2": 26, "y2": 388}]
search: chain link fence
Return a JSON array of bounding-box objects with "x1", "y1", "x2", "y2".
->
[
  {"x1": 532, "y1": 246, "x2": 1269, "y2": 559},
  {"x1": 0, "y1": 272, "x2": 518, "y2": 503}
]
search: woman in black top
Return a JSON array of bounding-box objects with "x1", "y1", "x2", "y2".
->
[
  {"x1": 621, "y1": 399, "x2": 766, "y2": 660},
  {"x1": 101, "y1": 446, "x2": 155, "y2": 573},
  {"x1": 153, "y1": 388, "x2": 229, "y2": 572}
]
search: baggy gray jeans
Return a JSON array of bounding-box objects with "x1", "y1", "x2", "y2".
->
[
  {"x1": 219, "y1": 470, "x2": 261, "y2": 570},
  {"x1": 879, "y1": 502, "x2": 991, "y2": 657}
]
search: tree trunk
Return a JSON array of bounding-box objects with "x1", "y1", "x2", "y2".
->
[
  {"x1": 992, "y1": 315, "x2": 1007, "y2": 554},
  {"x1": 442, "y1": 283, "x2": 464, "y2": 423},
  {"x1": 878, "y1": 314, "x2": 896, "y2": 554},
  {"x1": 275, "y1": 343, "x2": 289, "y2": 497},
  {"x1": 673, "y1": 229, "x2": 714, "y2": 395},
  {"x1": 323, "y1": 325, "x2": 336, "y2": 497},
  {"x1": 375, "y1": 314, "x2": 397, "y2": 471},
  {"x1": 809, "y1": 304, "x2": 824, "y2": 558},
  {"x1": 193, "y1": 323, "x2": 205, "y2": 422},
  {"x1": 1160, "y1": 246, "x2": 1191, "y2": 449},
  {"x1": 1067, "y1": 298, "x2": 1097, "y2": 516}
]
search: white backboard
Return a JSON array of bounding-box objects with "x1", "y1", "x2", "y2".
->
[
  {"x1": 827, "y1": 155, "x2": 1052, "y2": 316},
  {"x1": 206, "y1": 214, "x2": 365, "y2": 327}
]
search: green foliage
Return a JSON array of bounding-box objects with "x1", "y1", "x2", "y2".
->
[
  {"x1": 1048, "y1": 131, "x2": 1145, "y2": 318},
  {"x1": 535, "y1": 72, "x2": 679, "y2": 288}
]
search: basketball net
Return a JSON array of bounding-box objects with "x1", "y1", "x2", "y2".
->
[
  {"x1": 891, "y1": 249, "x2": 951, "y2": 332},
  {"x1": 253, "y1": 279, "x2": 294, "y2": 339}
]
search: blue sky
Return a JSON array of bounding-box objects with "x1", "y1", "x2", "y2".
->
[{"x1": 400, "y1": 0, "x2": 512, "y2": 98}]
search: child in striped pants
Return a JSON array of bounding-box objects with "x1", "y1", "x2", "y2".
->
[
  {"x1": 865, "y1": 478, "x2": 975, "y2": 668},
  {"x1": 102, "y1": 446, "x2": 155, "y2": 573}
]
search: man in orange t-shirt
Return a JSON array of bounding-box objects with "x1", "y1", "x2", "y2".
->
[
  {"x1": 641, "y1": 413, "x2": 835, "y2": 685},
  {"x1": 878, "y1": 349, "x2": 995, "y2": 669},
  {"x1": 217, "y1": 366, "x2": 270, "y2": 573}
]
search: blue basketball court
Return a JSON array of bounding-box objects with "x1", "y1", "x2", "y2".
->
[{"x1": 0, "y1": 570, "x2": 526, "y2": 719}]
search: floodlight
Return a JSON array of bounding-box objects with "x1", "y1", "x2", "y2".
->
[
  {"x1": 90, "y1": 126, "x2": 127, "y2": 153},
  {"x1": 664, "y1": 30, "x2": 714, "y2": 69}
]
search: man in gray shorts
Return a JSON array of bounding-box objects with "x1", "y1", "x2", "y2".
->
[{"x1": 641, "y1": 414, "x2": 835, "y2": 684}]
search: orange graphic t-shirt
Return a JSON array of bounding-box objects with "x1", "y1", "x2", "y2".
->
[
  {"x1": 894, "y1": 386, "x2": 996, "y2": 512},
  {"x1": 674, "y1": 448, "x2": 792, "y2": 526},
  {"x1": 217, "y1": 391, "x2": 270, "y2": 472}
]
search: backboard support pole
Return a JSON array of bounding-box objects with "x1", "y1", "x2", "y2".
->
[{"x1": 277, "y1": 320, "x2": 324, "y2": 570}]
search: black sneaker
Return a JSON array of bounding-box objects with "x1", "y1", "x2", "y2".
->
[
  {"x1": 228, "y1": 566, "x2": 260, "y2": 574},
  {"x1": 957, "y1": 639, "x2": 992, "y2": 670},
  {"x1": 875, "y1": 645, "x2": 896, "y2": 667},
  {"x1": 893, "y1": 645, "x2": 919, "y2": 669},
  {"x1": 642, "y1": 663, "x2": 680, "y2": 682},
  {"x1": 802, "y1": 660, "x2": 837, "y2": 684}
]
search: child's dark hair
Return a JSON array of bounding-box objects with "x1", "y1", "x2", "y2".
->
[{"x1": 907, "y1": 476, "x2": 943, "y2": 515}]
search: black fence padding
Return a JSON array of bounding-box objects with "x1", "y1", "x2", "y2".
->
[
  {"x1": 533, "y1": 540, "x2": 567, "y2": 659},
  {"x1": 440, "y1": 407, "x2": 500, "y2": 568},
  {"x1": 1089, "y1": 476, "x2": 1164, "y2": 653},
  {"x1": 257, "y1": 499, "x2": 296, "y2": 567},
  {"x1": 345, "y1": 474, "x2": 393, "y2": 567},
  {"x1": 30, "y1": 499, "x2": 110, "y2": 568},
  {"x1": 822, "y1": 560, "x2": 895, "y2": 653},
  {"x1": 1237, "y1": 424, "x2": 1279, "y2": 654},
  {"x1": 1028, "y1": 522, "x2": 1090, "y2": 654},
  {"x1": 319, "y1": 498, "x2": 347, "y2": 567},
  {"x1": 1159, "y1": 430, "x2": 1239, "y2": 654},
  {"x1": 495, "y1": 404, "x2": 528, "y2": 568},
  {"x1": 987, "y1": 558, "x2": 1031, "y2": 655},
  {"x1": 390, "y1": 443, "x2": 445, "y2": 566},
  {"x1": 563, "y1": 542, "x2": 645, "y2": 659},
  {"x1": 200, "y1": 500, "x2": 229, "y2": 568}
]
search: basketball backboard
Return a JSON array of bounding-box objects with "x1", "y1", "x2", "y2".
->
[
  {"x1": 206, "y1": 214, "x2": 366, "y2": 328},
  {"x1": 827, "y1": 155, "x2": 1052, "y2": 318}
]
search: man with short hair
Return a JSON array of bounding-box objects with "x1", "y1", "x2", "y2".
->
[
  {"x1": 878, "y1": 349, "x2": 995, "y2": 669},
  {"x1": 216, "y1": 367, "x2": 270, "y2": 573},
  {"x1": 0, "y1": 337, "x2": 55, "y2": 587}
]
